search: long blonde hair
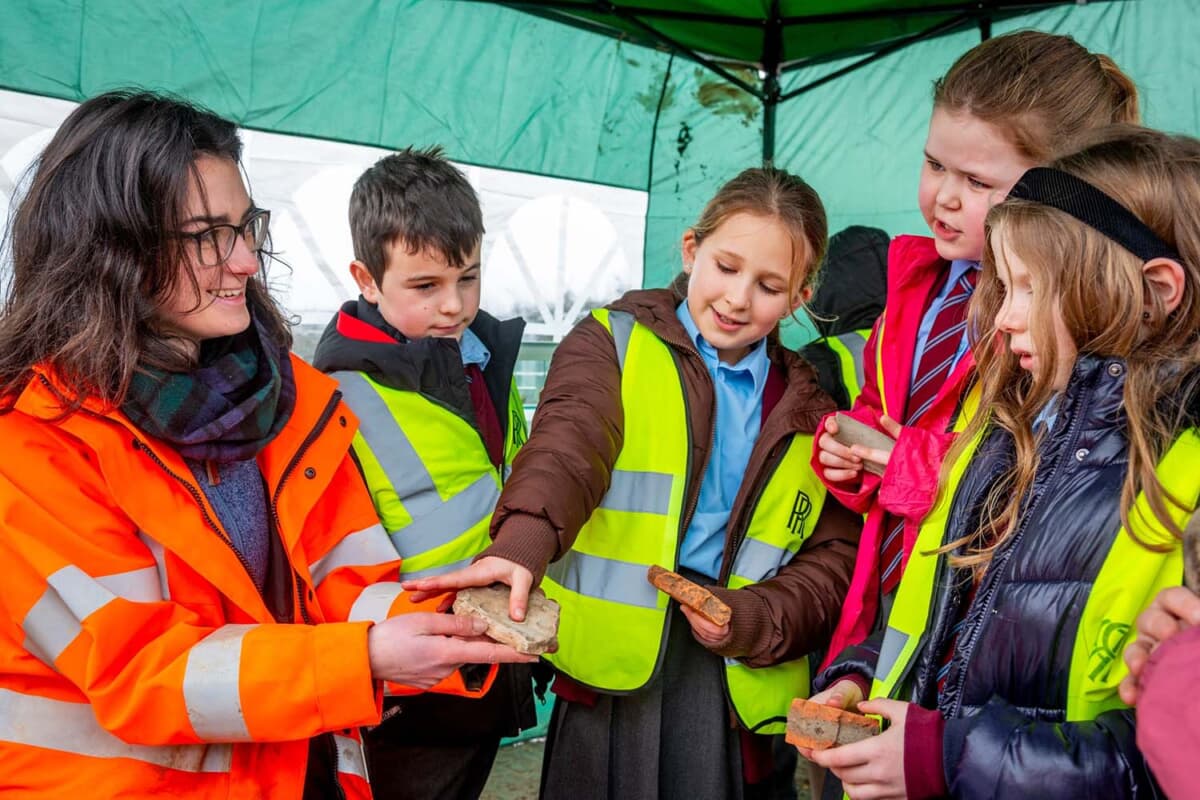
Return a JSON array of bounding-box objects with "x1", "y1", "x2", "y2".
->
[
  {"x1": 942, "y1": 126, "x2": 1200, "y2": 572},
  {"x1": 935, "y1": 30, "x2": 1140, "y2": 163}
]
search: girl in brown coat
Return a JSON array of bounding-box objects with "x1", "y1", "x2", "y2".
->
[{"x1": 409, "y1": 167, "x2": 862, "y2": 799}]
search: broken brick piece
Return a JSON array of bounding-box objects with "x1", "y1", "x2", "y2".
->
[
  {"x1": 452, "y1": 584, "x2": 560, "y2": 655},
  {"x1": 647, "y1": 565, "x2": 732, "y2": 626},
  {"x1": 785, "y1": 697, "x2": 880, "y2": 750}
]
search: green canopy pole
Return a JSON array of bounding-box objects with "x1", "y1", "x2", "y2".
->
[{"x1": 762, "y1": 1, "x2": 783, "y2": 164}]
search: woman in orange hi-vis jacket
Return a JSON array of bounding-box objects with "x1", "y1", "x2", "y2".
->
[{"x1": 0, "y1": 91, "x2": 536, "y2": 800}]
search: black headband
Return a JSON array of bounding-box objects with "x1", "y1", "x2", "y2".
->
[{"x1": 1006, "y1": 167, "x2": 1179, "y2": 262}]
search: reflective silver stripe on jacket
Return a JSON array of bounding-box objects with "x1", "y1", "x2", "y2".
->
[
  {"x1": 182, "y1": 625, "x2": 254, "y2": 741},
  {"x1": 729, "y1": 537, "x2": 791, "y2": 583},
  {"x1": 348, "y1": 583, "x2": 404, "y2": 624},
  {"x1": 546, "y1": 550, "x2": 659, "y2": 609},
  {"x1": 309, "y1": 523, "x2": 397, "y2": 587},
  {"x1": 23, "y1": 565, "x2": 127, "y2": 668},
  {"x1": 0, "y1": 688, "x2": 231, "y2": 772},
  {"x1": 137, "y1": 531, "x2": 172, "y2": 600},
  {"x1": 608, "y1": 309, "x2": 635, "y2": 371},
  {"x1": 874, "y1": 626, "x2": 910, "y2": 687},
  {"x1": 334, "y1": 733, "x2": 369, "y2": 781},
  {"x1": 333, "y1": 371, "x2": 500, "y2": 557},
  {"x1": 834, "y1": 331, "x2": 868, "y2": 388},
  {"x1": 598, "y1": 470, "x2": 674, "y2": 515}
]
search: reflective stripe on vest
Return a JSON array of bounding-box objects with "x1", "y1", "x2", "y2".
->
[
  {"x1": 872, "y1": 405, "x2": 1197, "y2": 727},
  {"x1": 871, "y1": 384, "x2": 978, "y2": 698},
  {"x1": 0, "y1": 687, "x2": 233, "y2": 772},
  {"x1": 332, "y1": 370, "x2": 525, "y2": 580},
  {"x1": 824, "y1": 330, "x2": 870, "y2": 407},
  {"x1": 545, "y1": 308, "x2": 828, "y2": 734},
  {"x1": 543, "y1": 309, "x2": 688, "y2": 692},
  {"x1": 725, "y1": 432, "x2": 827, "y2": 733}
]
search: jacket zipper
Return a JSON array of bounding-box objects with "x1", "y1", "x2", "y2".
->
[
  {"x1": 945, "y1": 372, "x2": 1095, "y2": 719},
  {"x1": 270, "y1": 389, "x2": 341, "y2": 626},
  {"x1": 132, "y1": 439, "x2": 258, "y2": 581}
]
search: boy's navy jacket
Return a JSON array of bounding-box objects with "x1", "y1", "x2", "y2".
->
[
  {"x1": 823, "y1": 355, "x2": 1200, "y2": 798},
  {"x1": 310, "y1": 297, "x2": 525, "y2": 437}
]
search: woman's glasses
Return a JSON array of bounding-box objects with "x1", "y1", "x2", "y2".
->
[{"x1": 178, "y1": 209, "x2": 271, "y2": 266}]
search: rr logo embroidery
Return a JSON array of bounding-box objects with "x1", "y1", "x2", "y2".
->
[
  {"x1": 788, "y1": 491, "x2": 812, "y2": 537},
  {"x1": 511, "y1": 408, "x2": 528, "y2": 448},
  {"x1": 1088, "y1": 618, "x2": 1131, "y2": 681}
]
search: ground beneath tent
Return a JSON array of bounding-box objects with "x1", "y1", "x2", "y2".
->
[{"x1": 481, "y1": 737, "x2": 815, "y2": 799}]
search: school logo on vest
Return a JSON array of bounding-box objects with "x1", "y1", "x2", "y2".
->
[
  {"x1": 511, "y1": 407, "x2": 528, "y2": 448},
  {"x1": 1088, "y1": 618, "x2": 1132, "y2": 681},
  {"x1": 788, "y1": 491, "x2": 812, "y2": 537}
]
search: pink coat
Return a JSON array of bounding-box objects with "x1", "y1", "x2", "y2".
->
[
  {"x1": 1136, "y1": 623, "x2": 1200, "y2": 797},
  {"x1": 813, "y1": 235, "x2": 977, "y2": 668}
]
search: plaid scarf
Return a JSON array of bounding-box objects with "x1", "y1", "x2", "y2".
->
[{"x1": 122, "y1": 319, "x2": 296, "y2": 462}]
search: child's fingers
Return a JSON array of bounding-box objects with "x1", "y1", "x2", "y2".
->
[
  {"x1": 679, "y1": 604, "x2": 730, "y2": 643},
  {"x1": 1117, "y1": 673, "x2": 1141, "y2": 706},
  {"x1": 1136, "y1": 607, "x2": 1186, "y2": 646},
  {"x1": 824, "y1": 416, "x2": 841, "y2": 436},
  {"x1": 818, "y1": 447, "x2": 861, "y2": 471},
  {"x1": 809, "y1": 738, "x2": 873, "y2": 770},
  {"x1": 822, "y1": 466, "x2": 863, "y2": 483},
  {"x1": 1151, "y1": 586, "x2": 1200, "y2": 627},
  {"x1": 878, "y1": 415, "x2": 903, "y2": 440},
  {"x1": 849, "y1": 445, "x2": 891, "y2": 468},
  {"x1": 818, "y1": 431, "x2": 857, "y2": 462}
]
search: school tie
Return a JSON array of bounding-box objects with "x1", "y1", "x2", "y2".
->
[{"x1": 879, "y1": 267, "x2": 978, "y2": 596}]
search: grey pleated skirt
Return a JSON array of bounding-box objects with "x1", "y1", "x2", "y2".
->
[{"x1": 539, "y1": 601, "x2": 745, "y2": 800}]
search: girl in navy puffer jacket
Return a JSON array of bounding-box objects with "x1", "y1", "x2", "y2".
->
[{"x1": 805, "y1": 126, "x2": 1200, "y2": 799}]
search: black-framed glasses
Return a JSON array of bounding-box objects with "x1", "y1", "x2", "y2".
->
[{"x1": 178, "y1": 209, "x2": 271, "y2": 266}]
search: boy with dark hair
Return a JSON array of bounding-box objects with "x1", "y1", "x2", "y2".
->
[{"x1": 313, "y1": 146, "x2": 535, "y2": 800}]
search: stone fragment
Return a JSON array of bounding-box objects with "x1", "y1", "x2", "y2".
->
[{"x1": 452, "y1": 584, "x2": 560, "y2": 655}]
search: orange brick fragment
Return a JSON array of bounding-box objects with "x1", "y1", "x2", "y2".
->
[
  {"x1": 785, "y1": 697, "x2": 880, "y2": 750},
  {"x1": 646, "y1": 565, "x2": 732, "y2": 626}
]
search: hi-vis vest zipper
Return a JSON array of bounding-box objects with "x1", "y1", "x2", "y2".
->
[
  {"x1": 543, "y1": 308, "x2": 828, "y2": 734},
  {"x1": 871, "y1": 387, "x2": 1197, "y2": 722},
  {"x1": 331, "y1": 370, "x2": 526, "y2": 581}
]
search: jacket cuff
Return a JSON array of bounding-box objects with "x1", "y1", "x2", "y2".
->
[
  {"x1": 480, "y1": 513, "x2": 560, "y2": 585},
  {"x1": 903, "y1": 704, "x2": 948, "y2": 800},
  {"x1": 707, "y1": 586, "x2": 770, "y2": 659},
  {"x1": 314, "y1": 621, "x2": 383, "y2": 729}
]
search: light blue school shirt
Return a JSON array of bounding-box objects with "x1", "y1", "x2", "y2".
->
[
  {"x1": 911, "y1": 259, "x2": 980, "y2": 387},
  {"x1": 459, "y1": 327, "x2": 491, "y2": 370},
  {"x1": 674, "y1": 302, "x2": 770, "y2": 580}
]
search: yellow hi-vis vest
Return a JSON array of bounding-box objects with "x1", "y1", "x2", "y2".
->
[
  {"x1": 331, "y1": 370, "x2": 526, "y2": 581},
  {"x1": 871, "y1": 412, "x2": 1199, "y2": 722},
  {"x1": 824, "y1": 329, "x2": 871, "y2": 407},
  {"x1": 543, "y1": 308, "x2": 828, "y2": 734}
]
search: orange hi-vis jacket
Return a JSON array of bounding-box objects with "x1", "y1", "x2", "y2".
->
[{"x1": 0, "y1": 356, "x2": 491, "y2": 799}]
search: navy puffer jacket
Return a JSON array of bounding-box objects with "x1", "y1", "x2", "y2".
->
[{"x1": 824, "y1": 355, "x2": 1193, "y2": 798}]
